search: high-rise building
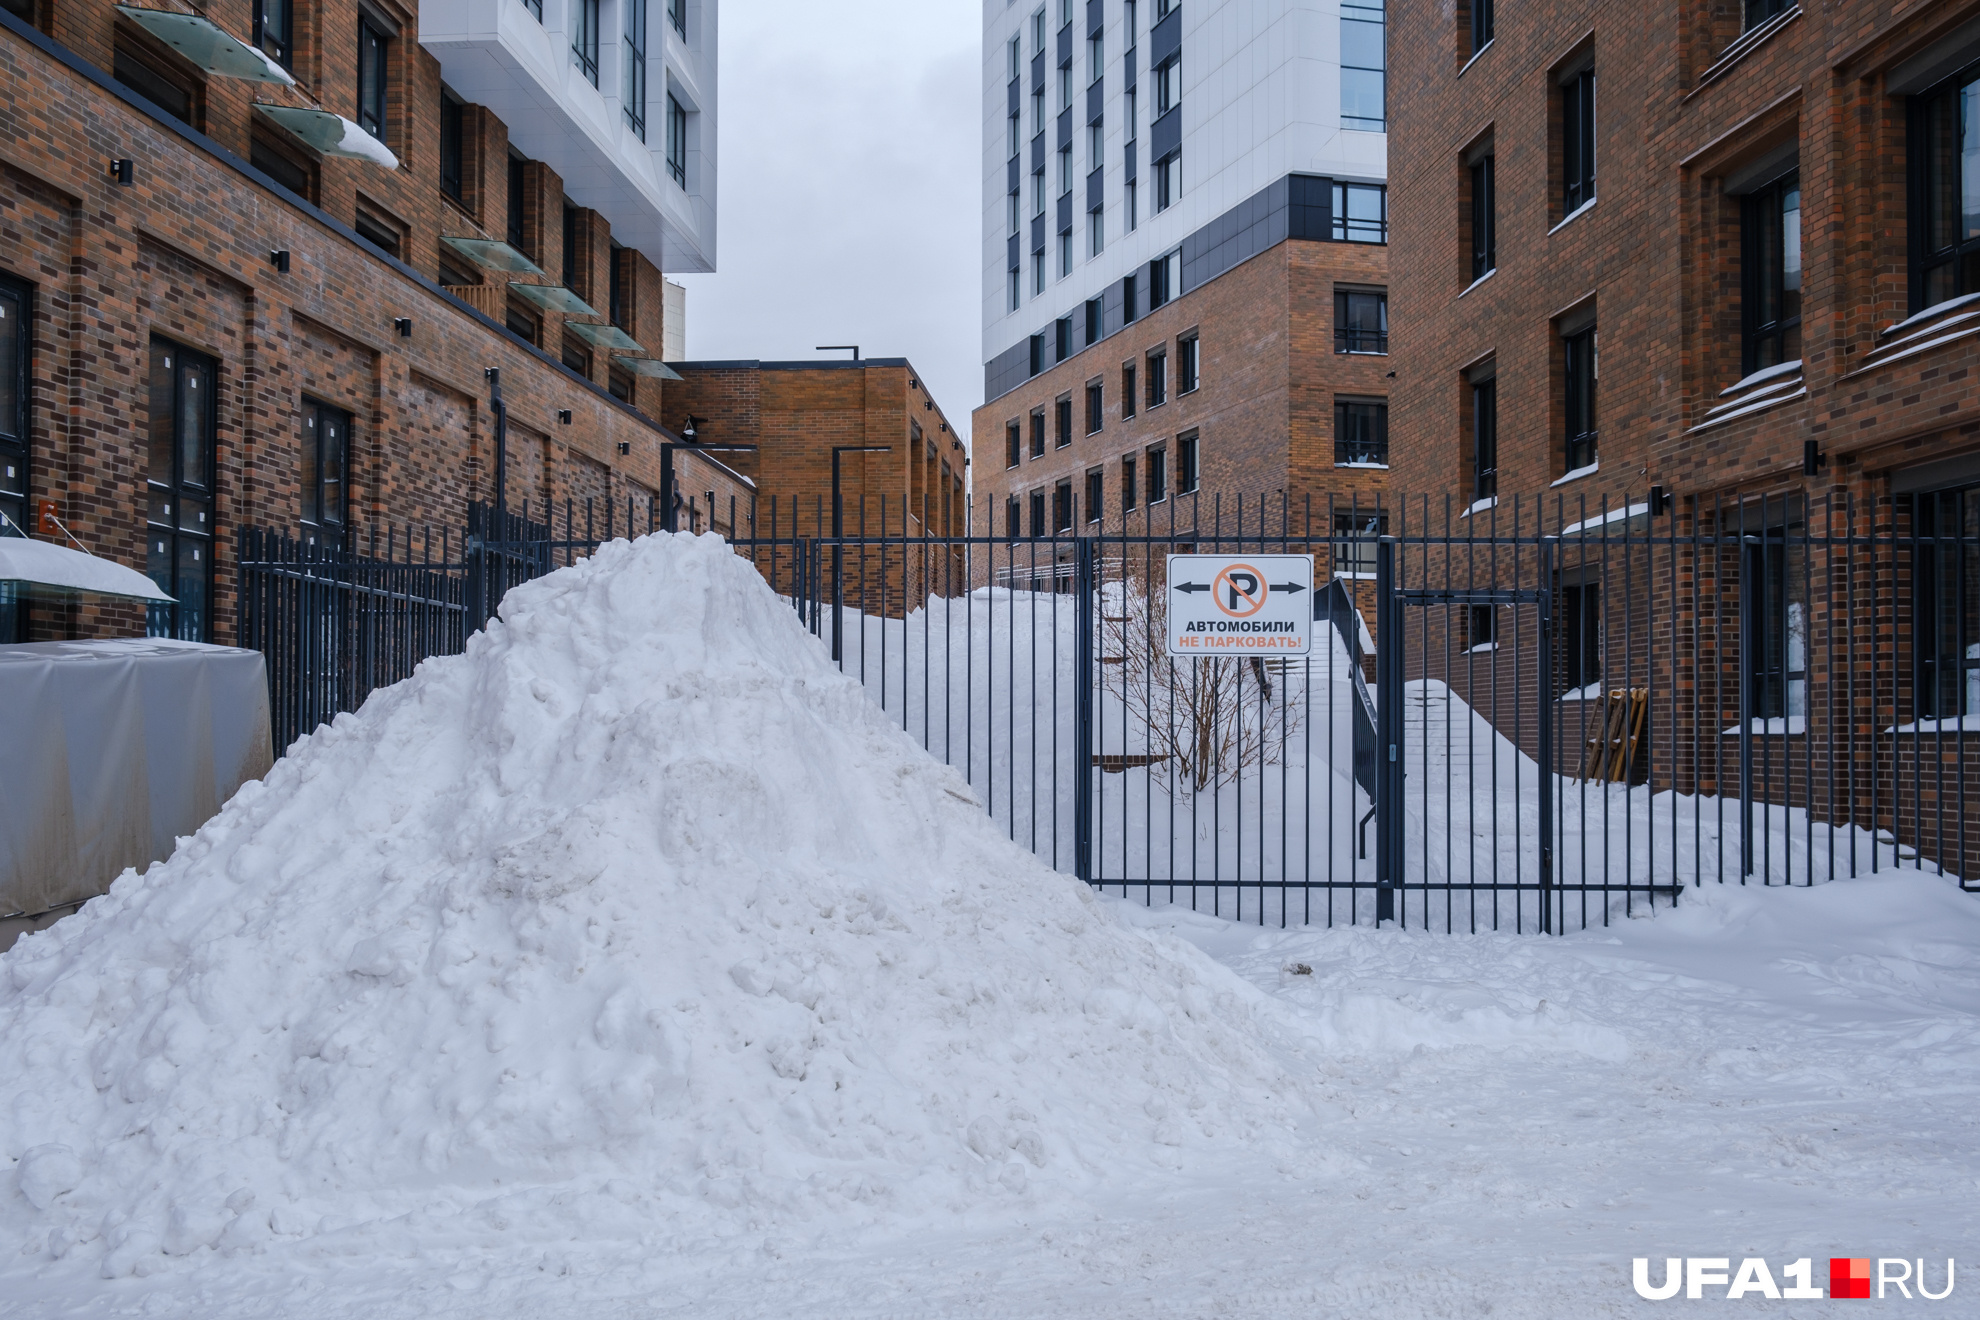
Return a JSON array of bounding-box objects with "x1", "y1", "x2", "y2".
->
[{"x1": 972, "y1": 0, "x2": 1393, "y2": 532}]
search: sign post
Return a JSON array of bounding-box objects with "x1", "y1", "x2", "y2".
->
[{"x1": 1164, "y1": 553, "x2": 1314, "y2": 658}]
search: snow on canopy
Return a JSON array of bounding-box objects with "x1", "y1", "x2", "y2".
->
[{"x1": 0, "y1": 532, "x2": 1305, "y2": 1276}]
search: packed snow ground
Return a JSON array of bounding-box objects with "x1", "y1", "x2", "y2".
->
[{"x1": 4, "y1": 534, "x2": 1977, "y2": 1317}]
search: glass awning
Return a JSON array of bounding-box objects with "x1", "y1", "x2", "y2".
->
[
  {"x1": 507, "y1": 283, "x2": 598, "y2": 316},
  {"x1": 612, "y1": 356, "x2": 682, "y2": 380},
  {"x1": 251, "y1": 105, "x2": 399, "y2": 168},
  {"x1": 565, "y1": 321, "x2": 642, "y2": 353},
  {"x1": 114, "y1": 7, "x2": 294, "y2": 85},
  {"x1": 439, "y1": 236, "x2": 547, "y2": 278}
]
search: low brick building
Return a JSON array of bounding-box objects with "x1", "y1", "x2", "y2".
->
[
  {"x1": 0, "y1": 0, "x2": 715, "y2": 645},
  {"x1": 1385, "y1": 0, "x2": 1979, "y2": 874}
]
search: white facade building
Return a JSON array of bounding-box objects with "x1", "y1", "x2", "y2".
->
[
  {"x1": 980, "y1": 0, "x2": 1386, "y2": 401},
  {"x1": 423, "y1": 0, "x2": 716, "y2": 272}
]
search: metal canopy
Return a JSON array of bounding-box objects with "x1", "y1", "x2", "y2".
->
[
  {"x1": 507, "y1": 283, "x2": 599, "y2": 316},
  {"x1": 439, "y1": 236, "x2": 547, "y2": 278},
  {"x1": 251, "y1": 105, "x2": 399, "y2": 168},
  {"x1": 113, "y1": 7, "x2": 294, "y2": 85},
  {"x1": 564, "y1": 321, "x2": 642, "y2": 353},
  {"x1": 612, "y1": 356, "x2": 683, "y2": 379}
]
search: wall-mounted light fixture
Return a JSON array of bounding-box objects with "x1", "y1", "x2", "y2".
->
[
  {"x1": 924, "y1": 400, "x2": 933, "y2": 410},
  {"x1": 909, "y1": 378, "x2": 919, "y2": 389},
  {"x1": 393, "y1": 318, "x2": 412, "y2": 338},
  {"x1": 1648, "y1": 485, "x2": 1669, "y2": 517},
  {"x1": 557, "y1": 409, "x2": 573, "y2": 425},
  {"x1": 1803, "y1": 439, "x2": 1827, "y2": 477},
  {"x1": 269, "y1": 250, "x2": 290, "y2": 273},
  {"x1": 109, "y1": 159, "x2": 134, "y2": 186},
  {"x1": 680, "y1": 415, "x2": 705, "y2": 441},
  {"x1": 617, "y1": 441, "x2": 630, "y2": 455}
]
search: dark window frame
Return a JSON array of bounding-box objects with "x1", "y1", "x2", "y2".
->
[
  {"x1": 145, "y1": 338, "x2": 217, "y2": 641},
  {"x1": 1470, "y1": 155, "x2": 1496, "y2": 280},
  {"x1": 1176, "y1": 430, "x2": 1199, "y2": 495},
  {"x1": 1177, "y1": 332, "x2": 1200, "y2": 391},
  {"x1": 299, "y1": 397, "x2": 350, "y2": 543},
  {"x1": 1121, "y1": 453, "x2": 1137, "y2": 512},
  {"x1": 1030, "y1": 409, "x2": 1047, "y2": 458},
  {"x1": 439, "y1": 88, "x2": 465, "y2": 204},
  {"x1": 1121, "y1": 361, "x2": 1137, "y2": 418},
  {"x1": 1469, "y1": 0, "x2": 1493, "y2": 55},
  {"x1": 1086, "y1": 379, "x2": 1104, "y2": 433},
  {"x1": 1333, "y1": 289, "x2": 1389, "y2": 353},
  {"x1": 1907, "y1": 61, "x2": 1980, "y2": 315},
  {"x1": 1563, "y1": 323, "x2": 1598, "y2": 472},
  {"x1": 1333, "y1": 396, "x2": 1390, "y2": 466},
  {"x1": 1561, "y1": 68, "x2": 1597, "y2": 216},
  {"x1": 356, "y1": 15, "x2": 388, "y2": 141},
  {"x1": 667, "y1": 0, "x2": 684, "y2": 36},
  {"x1": 1146, "y1": 349, "x2": 1167, "y2": 408},
  {"x1": 666, "y1": 93, "x2": 688, "y2": 187},
  {"x1": 1085, "y1": 468, "x2": 1104, "y2": 523},
  {"x1": 1740, "y1": 169, "x2": 1803, "y2": 375},
  {"x1": 572, "y1": 0, "x2": 601, "y2": 86},
  {"x1": 1055, "y1": 394, "x2": 1073, "y2": 447},
  {"x1": 254, "y1": 0, "x2": 293, "y2": 70},
  {"x1": 1741, "y1": 531, "x2": 1805, "y2": 721},
  {"x1": 1006, "y1": 420, "x2": 1022, "y2": 468},
  {"x1": 1743, "y1": 0, "x2": 1789, "y2": 32},
  {"x1": 1331, "y1": 181, "x2": 1389, "y2": 243},
  {"x1": 1911, "y1": 485, "x2": 1979, "y2": 719},
  {"x1": 1471, "y1": 376, "x2": 1498, "y2": 501},
  {"x1": 1560, "y1": 579, "x2": 1603, "y2": 692},
  {"x1": 1332, "y1": 510, "x2": 1388, "y2": 577},
  {"x1": 508, "y1": 152, "x2": 530, "y2": 254},
  {"x1": 624, "y1": 0, "x2": 648, "y2": 139},
  {"x1": 1145, "y1": 444, "x2": 1168, "y2": 504},
  {"x1": 1340, "y1": 0, "x2": 1386, "y2": 131}
]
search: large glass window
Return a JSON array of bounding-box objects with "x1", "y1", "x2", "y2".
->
[
  {"x1": 667, "y1": 94, "x2": 688, "y2": 186},
  {"x1": 624, "y1": 0, "x2": 648, "y2": 139},
  {"x1": 1341, "y1": 0, "x2": 1386, "y2": 131},
  {"x1": 1741, "y1": 171, "x2": 1802, "y2": 374},
  {"x1": 145, "y1": 340, "x2": 215, "y2": 641},
  {"x1": 439, "y1": 89, "x2": 465, "y2": 203},
  {"x1": 0, "y1": 276, "x2": 28, "y2": 643},
  {"x1": 1561, "y1": 581, "x2": 1603, "y2": 693},
  {"x1": 1332, "y1": 181, "x2": 1388, "y2": 242},
  {"x1": 1563, "y1": 324, "x2": 1598, "y2": 472},
  {"x1": 254, "y1": 0, "x2": 292, "y2": 69},
  {"x1": 356, "y1": 17, "x2": 387, "y2": 140},
  {"x1": 1332, "y1": 511, "x2": 1387, "y2": 577},
  {"x1": 572, "y1": 0, "x2": 600, "y2": 87},
  {"x1": 1470, "y1": 155, "x2": 1497, "y2": 280},
  {"x1": 1914, "y1": 486, "x2": 1980, "y2": 719},
  {"x1": 1911, "y1": 64, "x2": 1980, "y2": 312},
  {"x1": 1334, "y1": 397, "x2": 1389, "y2": 466},
  {"x1": 300, "y1": 400, "x2": 348, "y2": 545},
  {"x1": 1745, "y1": 536, "x2": 1805, "y2": 720},
  {"x1": 1471, "y1": 377, "x2": 1498, "y2": 501},
  {"x1": 1334, "y1": 289, "x2": 1389, "y2": 353},
  {"x1": 1561, "y1": 68, "x2": 1597, "y2": 215}
]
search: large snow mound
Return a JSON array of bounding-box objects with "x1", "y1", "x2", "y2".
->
[{"x1": 0, "y1": 533, "x2": 1304, "y2": 1277}]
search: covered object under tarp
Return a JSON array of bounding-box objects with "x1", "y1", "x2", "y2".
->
[{"x1": 1, "y1": 639, "x2": 271, "y2": 948}]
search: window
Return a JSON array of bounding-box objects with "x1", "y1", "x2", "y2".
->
[
  {"x1": 1030, "y1": 409, "x2": 1046, "y2": 457},
  {"x1": 1334, "y1": 290, "x2": 1388, "y2": 353},
  {"x1": 1910, "y1": 64, "x2": 1980, "y2": 312},
  {"x1": 666, "y1": 94, "x2": 688, "y2": 186},
  {"x1": 1563, "y1": 324, "x2": 1598, "y2": 471},
  {"x1": 1006, "y1": 495, "x2": 1022, "y2": 537},
  {"x1": 668, "y1": 0, "x2": 683, "y2": 36},
  {"x1": 572, "y1": 0, "x2": 600, "y2": 86},
  {"x1": 1332, "y1": 511, "x2": 1387, "y2": 577},
  {"x1": 505, "y1": 298, "x2": 540, "y2": 345},
  {"x1": 609, "y1": 244, "x2": 632, "y2": 329},
  {"x1": 1176, "y1": 431, "x2": 1199, "y2": 495},
  {"x1": 1055, "y1": 395, "x2": 1073, "y2": 447},
  {"x1": 354, "y1": 204, "x2": 402, "y2": 258},
  {"x1": 1085, "y1": 469, "x2": 1103, "y2": 523},
  {"x1": 1334, "y1": 397, "x2": 1389, "y2": 466},
  {"x1": 1913, "y1": 486, "x2": 1980, "y2": 718},
  {"x1": 251, "y1": 127, "x2": 316, "y2": 201},
  {"x1": 1470, "y1": 0, "x2": 1493, "y2": 55},
  {"x1": 1086, "y1": 379, "x2": 1104, "y2": 433},
  {"x1": 625, "y1": 0, "x2": 648, "y2": 139},
  {"x1": 1741, "y1": 171, "x2": 1802, "y2": 374},
  {"x1": 1155, "y1": 55, "x2": 1178, "y2": 114},
  {"x1": 2, "y1": 0, "x2": 32, "y2": 22},
  {"x1": 1121, "y1": 455, "x2": 1137, "y2": 512},
  {"x1": 1155, "y1": 154, "x2": 1178, "y2": 211},
  {"x1": 1085, "y1": 297, "x2": 1101, "y2": 344},
  {"x1": 1744, "y1": 0, "x2": 1788, "y2": 30},
  {"x1": 1558, "y1": 579, "x2": 1603, "y2": 690},
  {"x1": 1146, "y1": 350, "x2": 1167, "y2": 407},
  {"x1": 609, "y1": 367, "x2": 634, "y2": 403},
  {"x1": 1006, "y1": 420, "x2": 1022, "y2": 468},
  {"x1": 508, "y1": 152, "x2": 529, "y2": 253},
  {"x1": 1089, "y1": 32, "x2": 1102, "y2": 84},
  {"x1": 521, "y1": 0, "x2": 541, "y2": 21},
  {"x1": 439, "y1": 89, "x2": 465, "y2": 203},
  {"x1": 1121, "y1": 362, "x2": 1137, "y2": 418},
  {"x1": 1055, "y1": 480, "x2": 1074, "y2": 532},
  {"x1": 1177, "y1": 334, "x2": 1199, "y2": 392},
  {"x1": 1471, "y1": 377, "x2": 1498, "y2": 501},
  {"x1": 1148, "y1": 252, "x2": 1177, "y2": 307},
  {"x1": 1090, "y1": 204, "x2": 1104, "y2": 258},
  {"x1": 1146, "y1": 446, "x2": 1167, "y2": 504},
  {"x1": 0, "y1": 275, "x2": 27, "y2": 643},
  {"x1": 1468, "y1": 605, "x2": 1496, "y2": 649},
  {"x1": 1332, "y1": 182, "x2": 1388, "y2": 242},
  {"x1": 1060, "y1": 229, "x2": 1073, "y2": 278},
  {"x1": 1561, "y1": 68, "x2": 1596, "y2": 215},
  {"x1": 254, "y1": 0, "x2": 292, "y2": 69},
  {"x1": 563, "y1": 200, "x2": 581, "y2": 289},
  {"x1": 1010, "y1": 34, "x2": 1021, "y2": 82},
  {"x1": 114, "y1": 42, "x2": 197, "y2": 125},
  {"x1": 300, "y1": 400, "x2": 348, "y2": 543},
  {"x1": 145, "y1": 340, "x2": 215, "y2": 641},
  {"x1": 1743, "y1": 536, "x2": 1803, "y2": 719},
  {"x1": 1030, "y1": 489, "x2": 1047, "y2": 536},
  {"x1": 563, "y1": 332, "x2": 592, "y2": 376},
  {"x1": 1470, "y1": 155, "x2": 1496, "y2": 280},
  {"x1": 1341, "y1": 0, "x2": 1385, "y2": 131},
  {"x1": 357, "y1": 17, "x2": 388, "y2": 141}
]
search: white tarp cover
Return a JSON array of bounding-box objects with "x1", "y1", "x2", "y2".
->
[{"x1": 0, "y1": 639, "x2": 270, "y2": 918}]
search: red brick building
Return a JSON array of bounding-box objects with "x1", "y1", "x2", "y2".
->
[
  {"x1": 0, "y1": 0, "x2": 710, "y2": 645},
  {"x1": 1386, "y1": 0, "x2": 1979, "y2": 874}
]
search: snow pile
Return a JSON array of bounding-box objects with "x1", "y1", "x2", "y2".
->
[{"x1": 0, "y1": 533, "x2": 1304, "y2": 1277}]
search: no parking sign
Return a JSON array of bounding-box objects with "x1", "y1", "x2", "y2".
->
[{"x1": 1165, "y1": 554, "x2": 1313, "y2": 657}]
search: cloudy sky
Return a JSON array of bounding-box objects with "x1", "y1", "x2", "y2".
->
[{"x1": 673, "y1": 1, "x2": 983, "y2": 445}]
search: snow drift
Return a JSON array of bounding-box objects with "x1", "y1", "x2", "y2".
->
[{"x1": 0, "y1": 533, "x2": 1303, "y2": 1277}]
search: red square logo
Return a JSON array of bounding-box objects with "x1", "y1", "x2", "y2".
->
[{"x1": 1830, "y1": 1258, "x2": 1872, "y2": 1299}]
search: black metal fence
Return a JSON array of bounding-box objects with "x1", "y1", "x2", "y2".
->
[{"x1": 237, "y1": 486, "x2": 1976, "y2": 930}]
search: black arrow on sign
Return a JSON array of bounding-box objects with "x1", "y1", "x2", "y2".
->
[
  {"x1": 1174, "y1": 581, "x2": 1210, "y2": 594},
  {"x1": 1269, "y1": 581, "x2": 1306, "y2": 594}
]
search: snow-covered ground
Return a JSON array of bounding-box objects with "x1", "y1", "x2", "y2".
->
[{"x1": 4, "y1": 537, "x2": 1975, "y2": 1317}]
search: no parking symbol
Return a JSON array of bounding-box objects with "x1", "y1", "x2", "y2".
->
[{"x1": 1165, "y1": 554, "x2": 1313, "y2": 657}]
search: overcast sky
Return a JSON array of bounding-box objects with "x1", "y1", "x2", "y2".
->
[{"x1": 672, "y1": 1, "x2": 983, "y2": 446}]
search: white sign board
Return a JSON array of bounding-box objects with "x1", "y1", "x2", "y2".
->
[{"x1": 1165, "y1": 554, "x2": 1314, "y2": 657}]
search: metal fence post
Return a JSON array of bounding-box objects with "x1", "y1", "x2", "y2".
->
[
  {"x1": 1538, "y1": 535, "x2": 1557, "y2": 934},
  {"x1": 1073, "y1": 534, "x2": 1096, "y2": 885},
  {"x1": 1375, "y1": 535, "x2": 1398, "y2": 924}
]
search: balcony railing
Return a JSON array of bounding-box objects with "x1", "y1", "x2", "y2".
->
[{"x1": 1334, "y1": 327, "x2": 1389, "y2": 354}]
